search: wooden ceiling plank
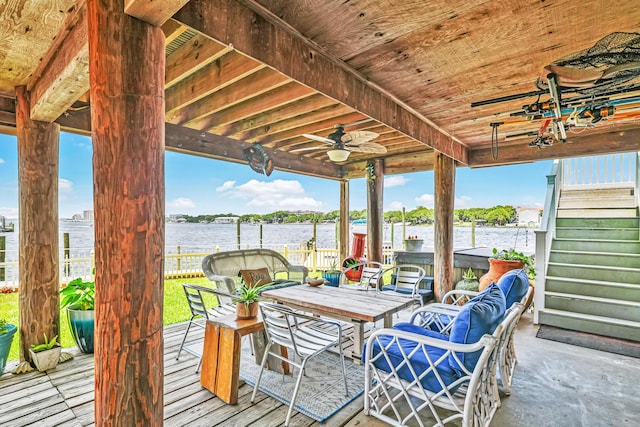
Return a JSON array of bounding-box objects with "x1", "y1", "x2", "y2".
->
[
  {"x1": 164, "y1": 123, "x2": 341, "y2": 179},
  {"x1": 125, "y1": 0, "x2": 190, "y2": 27},
  {"x1": 28, "y1": 0, "x2": 89, "y2": 122},
  {"x1": 161, "y1": 19, "x2": 187, "y2": 44},
  {"x1": 192, "y1": 82, "x2": 315, "y2": 131},
  {"x1": 173, "y1": 0, "x2": 467, "y2": 163},
  {"x1": 264, "y1": 112, "x2": 368, "y2": 147},
  {"x1": 165, "y1": 52, "x2": 265, "y2": 114},
  {"x1": 168, "y1": 68, "x2": 290, "y2": 125},
  {"x1": 468, "y1": 127, "x2": 640, "y2": 167},
  {"x1": 239, "y1": 104, "x2": 355, "y2": 142},
  {"x1": 341, "y1": 150, "x2": 436, "y2": 179},
  {"x1": 166, "y1": 34, "x2": 231, "y2": 87},
  {"x1": 212, "y1": 93, "x2": 337, "y2": 136}
]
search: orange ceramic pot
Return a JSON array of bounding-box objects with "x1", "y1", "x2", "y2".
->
[
  {"x1": 478, "y1": 259, "x2": 524, "y2": 291},
  {"x1": 236, "y1": 302, "x2": 259, "y2": 319}
]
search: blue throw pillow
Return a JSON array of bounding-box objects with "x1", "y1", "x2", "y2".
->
[
  {"x1": 448, "y1": 283, "x2": 506, "y2": 375},
  {"x1": 496, "y1": 269, "x2": 529, "y2": 308}
]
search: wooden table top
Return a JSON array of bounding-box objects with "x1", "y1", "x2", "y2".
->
[
  {"x1": 207, "y1": 312, "x2": 265, "y2": 335},
  {"x1": 261, "y1": 285, "x2": 414, "y2": 323}
]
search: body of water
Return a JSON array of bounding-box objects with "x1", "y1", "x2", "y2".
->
[{"x1": 0, "y1": 220, "x2": 537, "y2": 257}]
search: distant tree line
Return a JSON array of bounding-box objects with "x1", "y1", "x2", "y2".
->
[{"x1": 180, "y1": 205, "x2": 523, "y2": 226}]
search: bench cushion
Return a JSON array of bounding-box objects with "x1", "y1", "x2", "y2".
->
[
  {"x1": 449, "y1": 283, "x2": 505, "y2": 375},
  {"x1": 496, "y1": 268, "x2": 529, "y2": 308}
]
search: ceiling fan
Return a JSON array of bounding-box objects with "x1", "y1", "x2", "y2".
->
[{"x1": 292, "y1": 124, "x2": 387, "y2": 162}]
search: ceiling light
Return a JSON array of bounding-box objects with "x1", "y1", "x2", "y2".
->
[{"x1": 327, "y1": 149, "x2": 350, "y2": 162}]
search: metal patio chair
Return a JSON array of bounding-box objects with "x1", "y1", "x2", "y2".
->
[
  {"x1": 251, "y1": 302, "x2": 349, "y2": 427},
  {"x1": 340, "y1": 261, "x2": 383, "y2": 291},
  {"x1": 176, "y1": 283, "x2": 237, "y2": 372},
  {"x1": 379, "y1": 264, "x2": 428, "y2": 305}
]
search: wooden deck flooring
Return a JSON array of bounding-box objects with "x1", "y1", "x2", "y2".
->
[{"x1": 0, "y1": 322, "x2": 367, "y2": 427}]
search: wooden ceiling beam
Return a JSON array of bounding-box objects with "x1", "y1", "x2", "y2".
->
[
  {"x1": 28, "y1": 1, "x2": 89, "y2": 122},
  {"x1": 125, "y1": 0, "x2": 190, "y2": 27},
  {"x1": 161, "y1": 19, "x2": 188, "y2": 45},
  {"x1": 166, "y1": 52, "x2": 264, "y2": 114},
  {"x1": 341, "y1": 150, "x2": 436, "y2": 179},
  {"x1": 166, "y1": 34, "x2": 231, "y2": 87},
  {"x1": 468, "y1": 127, "x2": 640, "y2": 167},
  {"x1": 173, "y1": 0, "x2": 468, "y2": 164},
  {"x1": 263, "y1": 112, "x2": 369, "y2": 147}
]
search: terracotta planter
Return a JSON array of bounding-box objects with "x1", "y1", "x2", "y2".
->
[
  {"x1": 478, "y1": 259, "x2": 524, "y2": 291},
  {"x1": 343, "y1": 233, "x2": 367, "y2": 281},
  {"x1": 236, "y1": 302, "x2": 259, "y2": 319}
]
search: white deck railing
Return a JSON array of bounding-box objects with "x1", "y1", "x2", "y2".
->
[{"x1": 562, "y1": 153, "x2": 637, "y2": 188}]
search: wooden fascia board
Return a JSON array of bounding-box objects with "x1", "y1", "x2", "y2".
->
[
  {"x1": 173, "y1": 0, "x2": 468, "y2": 164},
  {"x1": 467, "y1": 127, "x2": 640, "y2": 167},
  {"x1": 28, "y1": 1, "x2": 90, "y2": 122},
  {"x1": 54, "y1": 108, "x2": 343, "y2": 179},
  {"x1": 341, "y1": 150, "x2": 436, "y2": 179},
  {"x1": 125, "y1": 0, "x2": 190, "y2": 27}
]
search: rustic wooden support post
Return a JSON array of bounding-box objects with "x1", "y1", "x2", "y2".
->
[
  {"x1": 0, "y1": 236, "x2": 5, "y2": 282},
  {"x1": 237, "y1": 219, "x2": 241, "y2": 249},
  {"x1": 259, "y1": 223, "x2": 263, "y2": 248},
  {"x1": 367, "y1": 160, "x2": 384, "y2": 263},
  {"x1": 15, "y1": 86, "x2": 60, "y2": 362},
  {"x1": 63, "y1": 232, "x2": 70, "y2": 277},
  {"x1": 87, "y1": 1, "x2": 165, "y2": 424},
  {"x1": 434, "y1": 152, "x2": 456, "y2": 301},
  {"x1": 339, "y1": 180, "x2": 350, "y2": 263}
]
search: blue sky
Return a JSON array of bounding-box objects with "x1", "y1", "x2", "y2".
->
[{"x1": 0, "y1": 132, "x2": 552, "y2": 219}]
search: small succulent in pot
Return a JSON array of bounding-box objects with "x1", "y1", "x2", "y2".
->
[{"x1": 236, "y1": 281, "x2": 269, "y2": 319}]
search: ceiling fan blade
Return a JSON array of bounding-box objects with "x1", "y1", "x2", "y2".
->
[
  {"x1": 341, "y1": 131, "x2": 379, "y2": 145},
  {"x1": 346, "y1": 141, "x2": 387, "y2": 154},
  {"x1": 302, "y1": 133, "x2": 334, "y2": 145},
  {"x1": 290, "y1": 146, "x2": 325, "y2": 152}
]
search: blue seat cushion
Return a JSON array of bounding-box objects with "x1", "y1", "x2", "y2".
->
[
  {"x1": 393, "y1": 322, "x2": 449, "y2": 340},
  {"x1": 449, "y1": 283, "x2": 506, "y2": 375},
  {"x1": 380, "y1": 285, "x2": 432, "y2": 298},
  {"x1": 363, "y1": 328, "x2": 461, "y2": 393},
  {"x1": 496, "y1": 269, "x2": 529, "y2": 308}
]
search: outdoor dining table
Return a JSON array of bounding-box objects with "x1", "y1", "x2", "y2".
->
[{"x1": 261, "y1": 284, "x2": 415, "y2": 363}]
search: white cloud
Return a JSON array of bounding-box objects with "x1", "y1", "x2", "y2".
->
[
  {"x1": 389, "y1": 201, "x2": 405, "y2": 210},
  {"x1": 0, "y1": 158, "x2": 5, "y2": 164},
  {"x1": 0, "y1": 207, "x2": 18, "y2": 217},
  {"x1": 384, "y1": 176, "x2": 407, "y2": 188},
  {"x1": 59, "y1": 178, "x2": 73, "y2": 192},
  {"x1": 216, "y1": 180, "x2": 236, "y2": 192},
  {"x1": 168, "y1": 197, "x2": 195, "y2": 209},
  {"x1": 455, "y1": 195, "x2": 472, "y2": 208},
  {"x1": 217, "y1": 179, "x2": 323, "y2": 211},
  {"x1": 415, "y1": 193, "x2": 434, "y2": 207}
]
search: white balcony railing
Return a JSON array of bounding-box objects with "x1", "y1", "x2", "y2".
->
[{"x1": 562, "y1": 153, "x2": 637, "y2": 188}]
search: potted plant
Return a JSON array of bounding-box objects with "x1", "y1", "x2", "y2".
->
[
  {"x1": 455, "y1": 268, "x2": 480, "y2": 292},
  {"x1": 236, "y1": 282, "x2": 269, "y2": 319},
  {"x1": 321, "y1": 260, "x2": 342, "y2": 287},
  {"x1": 479, "y1": 248, "x2": 533, "y2": 291},
  {"x1": 404, "y1": 235, "x2": 424, "y2": 252},
  {"x1": 60, "y1": 277, "x2": 95, "y2": 353},
  {"x1": 29, "y1": 334, "x2": 61, "y2": 372},
  {"x1": 0, "y1": 319, "x2": 17, "y2": 375}
]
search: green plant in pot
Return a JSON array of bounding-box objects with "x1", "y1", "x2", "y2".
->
[
  {"x1": 0, "y1": 319, "x2": 17, "y2": 375},
  {"x1": 236, "y1": 282, "x2": 269, "y2": 320},
  {"x1": 60, "y1": 277, "x2": 95, "y2": 353},
  {"x1": 321, "y1": 259, "x2": 342, "y2": 287},
  {"x1": 29, "y1": 334, "x2": 61, "y2": 372},
  {"x1": 455, "y1": 268, "x2": 479, "y2": 292},
  {"x1": 479, "y1": 248, "x2": 534, "y2": 291}
]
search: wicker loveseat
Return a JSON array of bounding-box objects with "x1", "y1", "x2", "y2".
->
[{"x1": 201, "y1": 248, "x2": 308, "y2": 294}]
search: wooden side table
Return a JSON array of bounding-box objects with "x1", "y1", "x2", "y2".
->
[{"x1": 200, "y1": 312, "x2": 288, "y2": 404}]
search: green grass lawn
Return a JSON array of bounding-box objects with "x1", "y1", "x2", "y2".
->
[{"x1": 0, "y1": 277, "x2": 218, "y2": 363}]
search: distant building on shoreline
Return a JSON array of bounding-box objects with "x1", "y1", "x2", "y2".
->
[
  {"x1": 83, "y1": 210, "x2": 94, "y2": 221},
  {"x1": 516, "y1": 207, "x2": 542, "y2": 227},
  {"x1": 214, "y1": 216, "x2": 239, "y2": 224}
]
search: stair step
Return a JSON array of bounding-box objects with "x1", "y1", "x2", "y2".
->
[
  {"x1": 559, "y1": 197, "x2": 636, "y2": 209},
  {"x1": 555, "y1": 227, "x2": 639, "y2": 240},
  {"x1": 556, "y1": 217, "x2": 640, "y2": 228},
  {"x1": 547, "y1": 261, "x2": 640, "y2": 284},
  {"x1": 538, "y1": 308, "x2": 640, "y2": 342},
  {"x1": 560, "y1": 187, "x2": 634, "y2": 198},
  {"x1": 545, "y1": 292, "x2": 640, "y2": 322},
  {"x1": 546, "y1": 275, "x2": 640, "y2": 302},
  {"x1": 557, "y1": 208, "x2": 638, "y2": 218},
  {"x1": 552, "y1": 238, "x2": 640, "y2": 254},
  {"x1": 549, "y1": 250, "x2": 640, "y2": 269}
]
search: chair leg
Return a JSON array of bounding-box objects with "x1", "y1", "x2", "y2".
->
[
  {"x1": 286, "y1": 357, "x2": 308, "y2": 427},
  {"x1": 251, "y1": 343, "x2": 272, "y2": 404},
  {"x1": 176, "y1": 317, "x2": 194, "y2": 360},
  {"x1": 338, "y1": 341, "x2": 349, "y2": 396}
]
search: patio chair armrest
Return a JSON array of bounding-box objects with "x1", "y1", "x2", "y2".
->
[
  {"x1": 409, "y1": 304, "x2": 461, "y2": 323},
  {"x1": 441, "y1": 289, "x2": 480, "y2": 305},
  {"x1": 184, "y1": 283, "x2": 239, "y2": 302},
  {"x1": 203, "y1": 274, "x2": 237, "y2": 294}
]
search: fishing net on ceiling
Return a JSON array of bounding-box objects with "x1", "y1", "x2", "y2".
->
[{"x1": 536, "y1": 32, "x2": 640, "y2": 94}]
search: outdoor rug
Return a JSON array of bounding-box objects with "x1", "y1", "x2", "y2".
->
[
  {"x1": 536, "y1": 325, "x2": 640, "y2": 359},
  {"x1": 240, "y1": 350, "x2": 365, "y2": 422}
]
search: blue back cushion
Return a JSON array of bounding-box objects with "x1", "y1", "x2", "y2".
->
[
  {"x1": 496, "y1": 269, "x2": 529, "y2": 308},
  {"x1": 449, "y1": 283, "x2": 505, "y2": 375},
  {"x1": 363, "y1": 328, "x2": 461, "y2": 393}
]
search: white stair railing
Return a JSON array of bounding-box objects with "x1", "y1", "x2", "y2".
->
[{"x1": 563, "y1": 153, "x2": 637, "y2": 188}]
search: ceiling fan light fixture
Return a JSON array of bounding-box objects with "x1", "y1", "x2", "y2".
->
[{"x1": 327, "y1": 149, "x2": 350, "y2": 162}]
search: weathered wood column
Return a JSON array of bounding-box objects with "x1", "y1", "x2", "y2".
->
[
  {"x1": 434, "y1": 152, "x2": 455, "y2": 301},
  {"x1": 15, "y1": 86, "x2": 60, "y2": 362},
  {"x1": 87, "y1": 0, "x2": 165, "y2": 424},
  {"x1": 339, "y1": 180, "x2": 350, "y2": 262},
  {"x1": 366, "y1": 160, "x2": 384, "y2": 262}
]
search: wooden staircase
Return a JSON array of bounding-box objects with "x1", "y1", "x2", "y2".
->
[{"x1": 538, "y1": 185, "x2": 640, "y2": 342}]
